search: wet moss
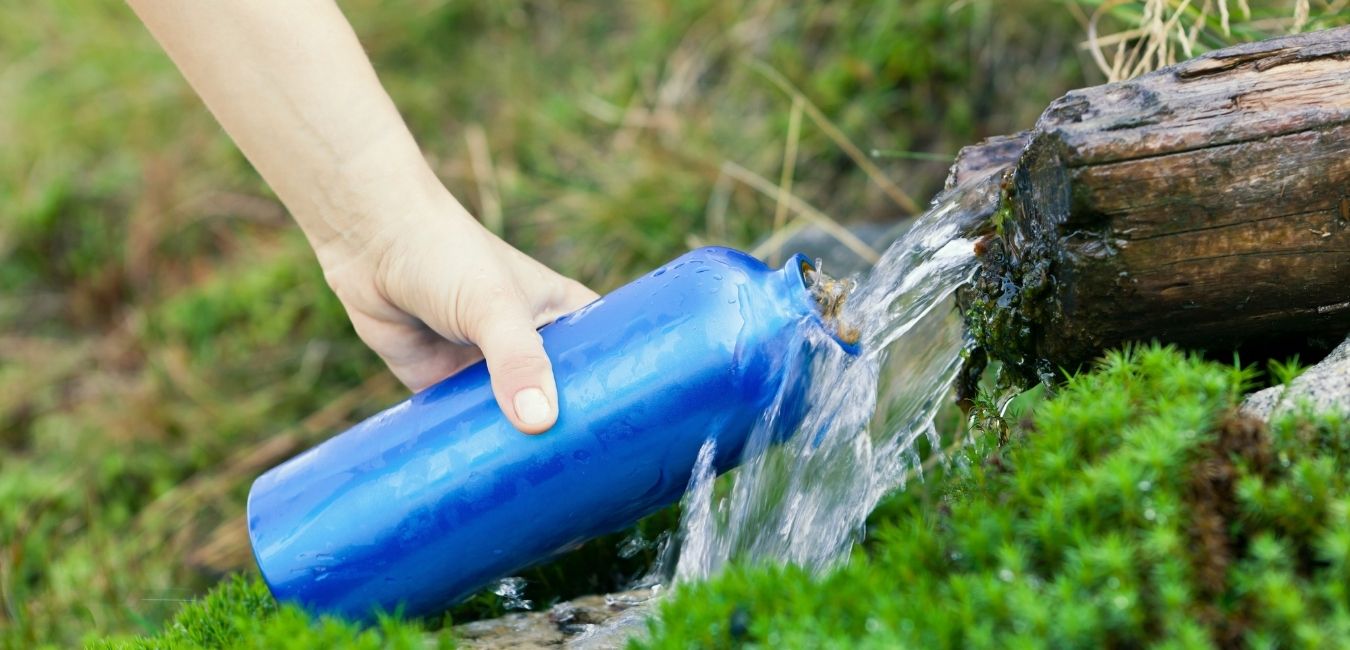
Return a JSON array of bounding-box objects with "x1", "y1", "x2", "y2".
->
[
  {"x1": 643, "y1": 345, "x2": 1350, "y2": 648},
  {"x1": 90, "y1": 575, "x2": 454, "y2": 650},
  {"x1": 958, "y1": 177, "x2": 1061, "y2": 398}
]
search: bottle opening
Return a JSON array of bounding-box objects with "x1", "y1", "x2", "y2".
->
[{"x1": 787, "y1": 255, "x2": 861, "y2": 353}]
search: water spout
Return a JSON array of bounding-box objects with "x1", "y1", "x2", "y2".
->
[{"x1": 673, "y1": 181, "x2": 983, "y2": 580}]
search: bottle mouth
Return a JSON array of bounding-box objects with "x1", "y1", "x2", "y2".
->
[{"x1": 784, "y1": 254, "x2": 861, "y2": 355}]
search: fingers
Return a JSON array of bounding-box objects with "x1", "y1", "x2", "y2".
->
[
  {"x1": 345, "y1": 305, "x2": 482, "y2": 392},
  {"x1": 466, "y1": 274, "x2": 595, "y2": 432},
  {"x1": 535, "y1": 278, "x2": 601, "y2": 327},
  {"x1": 561, "y1": 278, "x2": 600, "y2": 311},
  {"x1": 406, "y1": 272, "x2": 561, "y2": 434},
  {"x1": 488, "y1": 239, "x2": 597, "y2": 319},
  {"x1": 387, "y1": 343, "x2": 483, "y2": 394},
  {"x1": 368, "y1": 226, "x2": 590, "y2": 434},
  {"x1": 469, "y1": 300, "x2": 560, "y2": 435}
]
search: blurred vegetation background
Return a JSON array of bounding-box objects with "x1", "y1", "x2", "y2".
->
[{"x1": 1, "y1": 1, "x2": 1345, "y2": 647}]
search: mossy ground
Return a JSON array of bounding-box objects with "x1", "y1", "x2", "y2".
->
[
  {"x1": 2, "y1": 2, "x2": 1086, "y2": 646},
  {"x1": 94, "y1": 345, "x2": 1350, "y2": 648},
  {"x1": 5, "y1": 2, "x2": 1349, "y2": 648},
  {"x1": 89, "y1": 576, "x2": 453, "y2": 650},
  {"x1": 643, "y1": 345, "x2": 1350, "y2": 648}
]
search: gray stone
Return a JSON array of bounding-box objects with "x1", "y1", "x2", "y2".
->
[
  {"x1": 1242, "y1": 336, "x2": 1350, "y2": 420},
  {"x1": 453, "y1": 588, "x2": 656, "y2": 649}
]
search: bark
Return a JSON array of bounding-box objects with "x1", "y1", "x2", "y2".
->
[{"x1": 953, "y1": 26, "x2": 1350, "y2": 385}]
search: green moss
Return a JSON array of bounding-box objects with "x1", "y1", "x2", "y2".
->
[
  {"x1": 642, "y1": 344, "x2": 1350, "y2": 648},
  {"x1": 960, "y1": 236, "x2": 1057, "y2": 390},
  {"x1": 90, "y1": 575, "x2": 453, "y2": 650},
  {"x1": 13, "y1": 1, "x2": 1348, "y2": 647},
  {"x1": 1, "y1": 3, "x2": 1092, "y2": 645}
]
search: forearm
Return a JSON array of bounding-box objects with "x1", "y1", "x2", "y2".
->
[
  {"x1": 127, "y1": 0, "x2": 458, "y2": 260},
  {"x1": 130, "y1": 0, "x2": 596, "y2": 432}
]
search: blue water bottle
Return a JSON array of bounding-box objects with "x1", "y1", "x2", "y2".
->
[{"x1": 246, "y1": 247, "x2": 858, "y2": 620}]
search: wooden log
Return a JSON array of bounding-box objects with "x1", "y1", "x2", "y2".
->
[{"x1": 954, "y1": 26, "x2": 1350, "y2": 385}]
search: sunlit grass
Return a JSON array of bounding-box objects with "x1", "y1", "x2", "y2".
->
[
  {"x1": 8, "y1": 0, "x2": 1282, "y2": 645},
  {"x1": 1076, "y1": 0, "x2": 1349, "y2": 82}
]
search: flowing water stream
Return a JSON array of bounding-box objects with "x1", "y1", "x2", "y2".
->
[
  {"x1": 672, "y1": 186, "x2": 981, "y2": 581},
  {"x1": 563, "y1": 182, "x2": 987, "y2": 647}
]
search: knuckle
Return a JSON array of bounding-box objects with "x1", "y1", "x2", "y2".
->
[
  {"x1": 493, "y1": 349, "x2": 549, "y2": 377},
  {"x1": 459, "y1": 291, "x2": 515, "y2": 338}
]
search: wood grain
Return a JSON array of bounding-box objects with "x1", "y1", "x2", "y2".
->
[{"x1": 957, "y1": 26, "x2": 1350, "y2": 381}]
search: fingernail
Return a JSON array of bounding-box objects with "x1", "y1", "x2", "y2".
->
[{"x1": 513, "y1": 387, "x2": 552, "y2": 426}]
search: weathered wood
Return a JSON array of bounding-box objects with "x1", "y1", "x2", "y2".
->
[{"x1": 955, "y1": 26, "x2": 1350, "y2": 384}]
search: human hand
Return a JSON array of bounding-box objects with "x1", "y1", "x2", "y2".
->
[
  {"x1": 318, "y1": 190, "x2": 597, "y2": 434},
  {"x1": 127, "y1": 0, "x2": 598, "y2": 432}
]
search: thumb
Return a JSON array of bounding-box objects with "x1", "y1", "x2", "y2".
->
[{"x1": 470, "y1": 301, "x2": 560, "y2": 435}]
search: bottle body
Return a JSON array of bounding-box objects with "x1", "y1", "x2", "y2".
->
[{"x1": 246, "y1": 247, "x2": 850, "y2": 620}]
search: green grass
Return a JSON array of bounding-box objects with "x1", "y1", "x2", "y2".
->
[
  {"x1": 88, "y1": 576, "x2": 452, "y2": 650},
  {"x1": 5, "y1": 1, "x2": 1347, "y2": 648},
  {"x1": 1, "y1": 2, "x2": 1090, "y2": 646},
  {"x1": 642, "y1": 345, "x2": 1350, "y2": 648},
  {"x1": 89, "y1": 345, "x2": 1350, "y2": 648}
]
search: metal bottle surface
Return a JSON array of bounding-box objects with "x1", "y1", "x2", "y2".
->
[{"x1": 246, "y1": 247, "x2": 856, "y2": 620}]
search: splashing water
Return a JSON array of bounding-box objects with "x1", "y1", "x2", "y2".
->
[
  {"x1": 511, "y1": 181, "x2": 989, "y2": 648},
  {"x1": 672, "y1": 185, "x2": 982, "y2": 581},
  {"x1": 490, "y1": 576, "x2": 533, "y2": 611}
]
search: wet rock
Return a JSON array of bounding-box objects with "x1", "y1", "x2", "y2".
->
[
  {"x1": 455, "y1": 612, "x2": 566, "y2": 649},
  {"x1": 1243, "y1": 336, "x2": 1350, "y2": 420},
  {"x1": 453, "y1": 588, "x2": 657, "y2": 649}
]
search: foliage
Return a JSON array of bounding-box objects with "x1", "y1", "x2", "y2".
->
[
  {"x1": 1077, "y1": 0, "x2": 1350, "y2": 82},
  {"x1": 1267, "y1": 355, "x2": 1307, "y2": 386},
  {"x1": 642, "y1": 345, "x2": 1350, "y2": 648},
  {"x1": 10, "y1": 1, "x2": 1342, "y2": 648},
  {"x1": 84, "y1": 346, "x2": 1350, "y2": 647},
  {"x1": 90, "y1": 576, "x2": 452, "y2": 650},
  {"x1": 1, "y1": 1, "x2": 1088, "y2": 647}
]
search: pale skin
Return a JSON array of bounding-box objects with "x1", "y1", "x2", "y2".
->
[{"x1": 127, "y1": 0, "x2": 598, "y2": 434}]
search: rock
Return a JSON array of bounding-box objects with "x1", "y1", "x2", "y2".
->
[
  {"x1": 455, "y1": 612, "x2": 566, "y2": 649},
  {"x1": 1242, "y1": 336, "x2": 1350, "y2": 420},
  {"x1": 453, "y1": 588, "x2": 657, "y2": 649}
]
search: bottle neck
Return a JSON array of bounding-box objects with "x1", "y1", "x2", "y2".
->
[{"x1": 778, "y1": 254, "x2": 861, "y2": 356}]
